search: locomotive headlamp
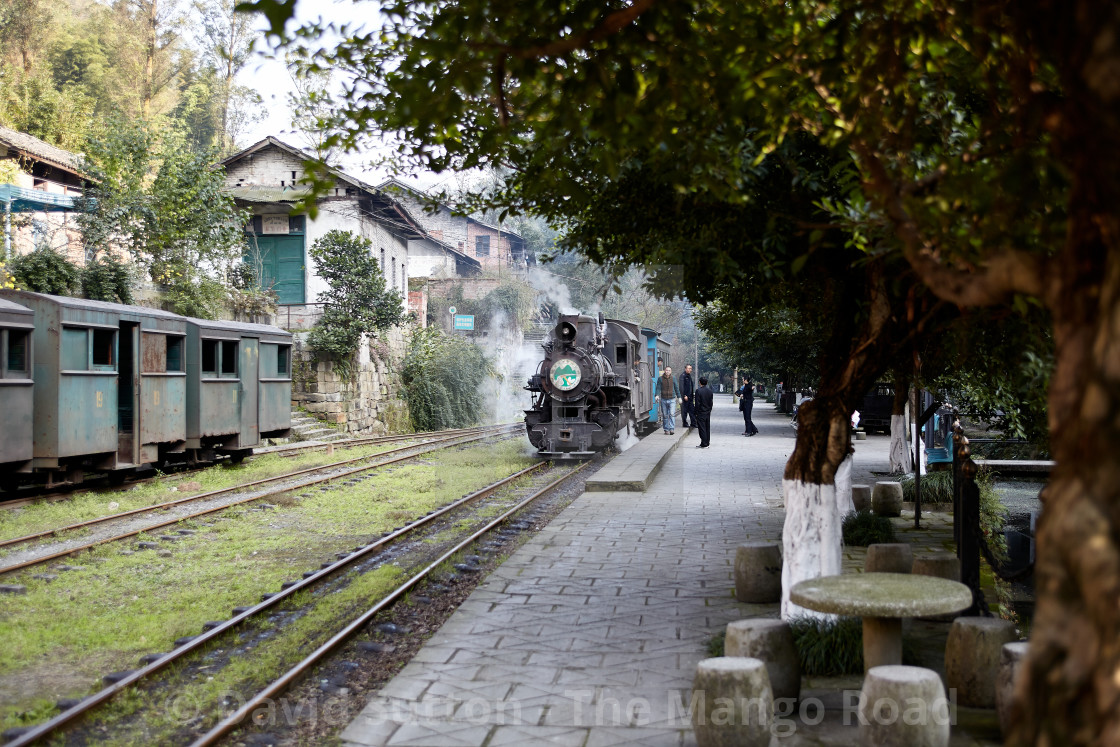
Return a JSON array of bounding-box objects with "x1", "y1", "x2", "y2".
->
[{"x1": 558, "y1": 321, "x2": 577, "y2": 344}]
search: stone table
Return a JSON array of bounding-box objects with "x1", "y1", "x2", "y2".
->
[{"x1": 790, "y1": 573, "x2": 972, "y2": 671}]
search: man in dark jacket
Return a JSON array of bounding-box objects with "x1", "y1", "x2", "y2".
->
[
  {"x1": 679, "y1": 364, "x2": 695, "y2": 428},
  {"x1": 694, "y1": 376, "x2": 714, "y2": 448}
]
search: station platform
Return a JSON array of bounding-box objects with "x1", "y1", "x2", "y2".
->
[{"x1": 341, "y1": 400, "x2": 993, "y2": 746}]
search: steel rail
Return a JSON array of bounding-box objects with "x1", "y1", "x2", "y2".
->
[
  {"x1": 0, "y1": 425, "x2": 508, "y2": 550},
  {"x1": 190, "y1": 461, "x2": 589, "y2": 747},
  {"x1": 0, "y1": 424, "x2": 518, "y2": 510},
  {"x1": 0, "y1": 426, "x2": 522, "y2": 576},
  {"x1": 4, "y1": 458, "x2": 553, "y2": 747}
]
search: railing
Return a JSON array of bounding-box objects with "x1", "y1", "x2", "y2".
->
[{"x1": 951, "y1": 415, "x2": 1036, "y2": 617}]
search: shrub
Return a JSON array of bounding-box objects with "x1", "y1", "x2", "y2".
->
[
  {"x1": 899, "y1": 471, "x2": 954, "y2": 504},
  {"x1": 80, "y1": 253, "x2": 133, "y2": 304},
  {"x1": 8, "y1": 246, "x2": 80, "y2": 295},
  {"x1": 789, "y1": 616, "x2": 921, "y2": 675},
  {"x1": 842, "y1": 509, "x2": 895, "y2": 546},
  {"x1": 402, "y1": 326, "x2": 492, "y2": 430}
]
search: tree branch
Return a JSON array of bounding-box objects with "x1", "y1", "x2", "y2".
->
[
  {"x1": 856, "y1": 144, "x2": 1048, "y2": 307},
  {"x1": 471, "y1": 0, "x2": 657, "y2": 59}
]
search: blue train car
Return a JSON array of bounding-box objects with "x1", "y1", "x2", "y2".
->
[
  {"x1": 0, "y1": 298, "x2": 34, "y2": 474},
  {"x1": 641, "y1": 328, "x2": 672, "y2": 427}
]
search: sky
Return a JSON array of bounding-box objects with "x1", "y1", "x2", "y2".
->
[{"x1": 238, "y1": 0, "x2": 454, "y2": 192}]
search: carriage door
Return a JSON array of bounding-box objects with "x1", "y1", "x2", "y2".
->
[
  {"x1": 238, "y1": 337, "x2": 259, "y2": 448},
  {"x1": 117, "y1": 322, "x2": 139, "y2": 465}
]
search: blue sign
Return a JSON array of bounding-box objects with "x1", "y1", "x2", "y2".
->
[{"x1": 453, "y1": 314, "x2": 475, "y2": 331}]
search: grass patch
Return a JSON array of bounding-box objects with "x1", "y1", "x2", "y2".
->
[
  {"x1": 707, "y1": 630, "x2": 726, "y2": 657},
  {"x1": 0, "y1": 440, "x2": 416, "y2": 547},
  {"x1": 842, "y1": 510, "x2": 895, "y2": 546},
  {"x1": 899, "y1": 471, "x2": 955, "y2": 504},
  {"x1": 0, "y1": 439, "x2": 534, "y2": 732},
  {"x1": 789, "y1": 616, "x2": 919, "y2": 675}
]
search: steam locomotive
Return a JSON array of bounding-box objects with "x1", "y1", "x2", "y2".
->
[{"x1": 524, "y1": 313, "x2": 669, "y2": 457}]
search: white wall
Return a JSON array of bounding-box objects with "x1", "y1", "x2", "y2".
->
[{"x1": 225, "y1": 146, "x2": 411, "y2": 303}]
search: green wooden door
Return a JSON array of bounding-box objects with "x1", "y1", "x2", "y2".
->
[{"x1": 250, "y1": 235, "x2": 305, "y2": 304}]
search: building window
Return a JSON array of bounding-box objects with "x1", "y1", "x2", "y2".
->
[
  {"x1": 91, "y1": 329, "x2": 116, "y2": 369},
  {"x1": 402, "y1": 262, "x2": 407, "y2": 293},
  {"x1": 475, "y1": 235, "x2": 490, "y2": 256},
  {"x1": 277, "y1": 345, "x2": 290, "y2": 377},
  {"x1": 3, "y1": 330, "x2": 29, "y2": 377},
  {"x1": 380, "y1": 248, "x2": 385, "y2": 271},
  {"x1": 392, "y1": 258, "x2": 397, "y2": 287}
]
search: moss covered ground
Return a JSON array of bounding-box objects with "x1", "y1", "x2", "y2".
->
[{"x1": 0, "y1": 439, "x2": 534, "y2": 734}]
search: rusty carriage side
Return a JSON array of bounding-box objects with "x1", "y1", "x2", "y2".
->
[
  {"x1": 0, "y1": 297, "x2": 35, "y2": 476},
  {"x1": 0, "y1": 290, "x2": 188, "y2": 484},
  {"x1": 185, "y1": 318, "x2": 292, "y2": 462}
]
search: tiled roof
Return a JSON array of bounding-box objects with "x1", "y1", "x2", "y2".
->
[{"x1": 0, "y1": 126, "x2": 83, "y2": 175}]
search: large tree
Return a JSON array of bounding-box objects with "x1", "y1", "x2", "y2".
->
[{"x1": 250, "y1": 0, "x2": 1117, "y2": 740}]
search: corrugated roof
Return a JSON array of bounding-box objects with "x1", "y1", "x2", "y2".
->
[
  {"x1": 0, "y1": 126, "x2": 83, "y2": 175},
  {"x1": 377, "y1": 177, "x2": 526, "y2": 240}
]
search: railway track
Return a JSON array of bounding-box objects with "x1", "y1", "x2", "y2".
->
[
  {"x1": 0, "y1": 423, "x2": 522, "y2": 576},
  {"x1": 0, "y1": 424, "x2": 517, "y2": 511},
  {"x1": 4, "y1": 458, "x2": 589, "y2": 747}
]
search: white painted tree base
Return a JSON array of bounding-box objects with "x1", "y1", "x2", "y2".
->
[
  {"x1": 835, "y1": 454, "x2": 854, "y2": 516},
  {"x1": 890, "y1": 414, "x2": 912, "y2": 474},
  {"x1": 781, "y1": 478, "x2": 843, "y2": 620}
]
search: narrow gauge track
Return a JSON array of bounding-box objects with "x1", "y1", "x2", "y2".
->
[
  {"x1": 0, "y1": 424, "x2": 516, "y2": 511},
  {"x1": 0, "y1": 424, "x2": 522, "y2": 576},
  {"x1": 5, "y1": 459, "x2": 588, "y2": 747}
]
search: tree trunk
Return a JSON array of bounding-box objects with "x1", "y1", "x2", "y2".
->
[
  {"x1": 142, "y1": 0, "x2": 157, "y2": 120},
  {"x1": 889, "y1": 377, "x2": 910, "y2": 474},
  {"x1": 781, "y1": 395, "x2": 852, "y2": 619}
]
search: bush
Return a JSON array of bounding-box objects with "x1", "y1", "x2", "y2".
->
[
  {"x1": 80, "y1": 253, "x2": 133, "y2": 304},
  {"x1": 789, "y1": 616, "x2": 920, "y2": 675},
  {"x1": 8, "y1": 246, "x2": 80, "y2": 295},
  {"x1": 402, "y1": 326, "x2": 492, "y2": 430},
  {"x1": 842, "y1": 509, "x2": 895, "y2": 546},
  {"x1": 899, "y1": 471, "x2": 954, "y2": 504}
]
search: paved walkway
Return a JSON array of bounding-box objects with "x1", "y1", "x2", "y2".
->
[{"x1": 341, "y1": 398, "x2": 991, "y2": 746}]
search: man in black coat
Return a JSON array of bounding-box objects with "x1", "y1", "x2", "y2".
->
[
  {"x1": 694, "y1": 376, "x2": 714, "y2": 448},
  {"x1": 679, "y1": 364, "x2": 695, "y2": 428}
]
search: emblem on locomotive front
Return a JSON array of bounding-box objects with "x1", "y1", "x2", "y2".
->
[{"x1": 550, "y1": 358, "x2": 581, "y2": 391}]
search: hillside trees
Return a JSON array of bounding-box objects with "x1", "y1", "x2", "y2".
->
[{"x1": 248, "y1": 1, "x2": 1115, "y2": 739}]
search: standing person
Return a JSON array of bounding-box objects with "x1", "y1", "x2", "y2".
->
[
  {"x1": 694, "y1": 376, "x2": 714, "y2": 448},
  {"x1": 679, "y1": 364, "x2": 695, "y2": 428},
  {"x1": 736, "y1": 377, "x2": 760, "y2": 436},
  {"x1": 656, "y1": 366, "x2": 680, "y2": 435}
]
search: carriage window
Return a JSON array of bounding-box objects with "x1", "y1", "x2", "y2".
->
[
  {"x1": 220, "y1": 340, "x2": 238, "y2": 377},
  {"x1": 166, "y1": 336, "x2": 184, "y2": 373},
  {"x1": 201, "y1": 340, "x2": 218, "y2": 376},
  {"x1": 6, "y1": 330, "x2": 28, "y2": 374},
  {"x1": 62, "y1": 328, "x2": 89, "y2": 370},
  {"x1": 92, "y1": 329, "x2": 115, "y2": 369},
  {"x1": 277, "y1": 345, "x2": 290, "y2": 377},
  {"x1": 615, "y1": 345, "x2": 627, "y2": 364}
]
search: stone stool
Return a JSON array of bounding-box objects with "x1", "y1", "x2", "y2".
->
[
  {"x1": 913, "y1": 554, "x2": 962, "y2": 620},
  {"x1": 858, "y1": 665, "x2": 950, "y2": 747},
  {"x1": 912, "y1": 553, "x2": 960, "y2": 581},
  {"x1": 865, "y1": 543, "x2": 913, "y2": 574},
  {"x1": 996, "y1": 641, "x2": 1029, "y2": 736},
  {"x1": 724, "y1": 619, "x2": 801, "y2": 702},
  {"x1": 945, "y1": 617, "x2": 1017, "y2": 707},
  {"x1": 692, "y1": 657, "x2": 773, "y2": 747},
  {"x1": 872, "y1": 481, "x2": 904, "y2": 517},
  {"x1": 734, "y1": 543, "x2": 782, "y2": 603},
  {"x1": 852, "y1": 484, "x2": 872, "y2": 512}
]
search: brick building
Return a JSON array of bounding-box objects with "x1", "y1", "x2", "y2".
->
[{"x1": 378, "y1": 178, "x2": 529, "y2": 273}]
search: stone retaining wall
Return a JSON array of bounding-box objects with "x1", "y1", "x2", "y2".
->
[{"x1": 291, "y1": 325, "x2": 410, "y2": 435}]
